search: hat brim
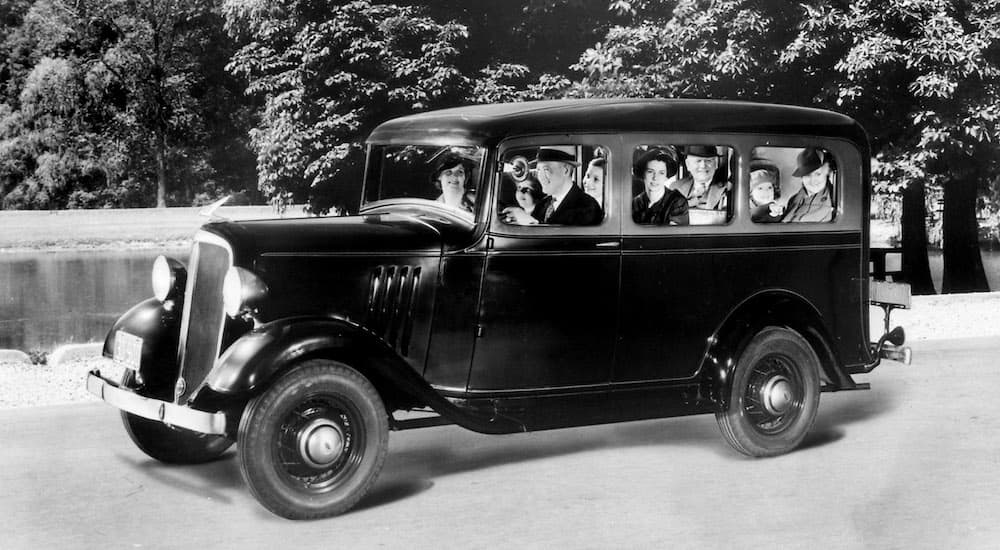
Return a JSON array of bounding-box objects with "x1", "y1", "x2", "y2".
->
[
  {"x1": 529, "y1": 158, "x2": 580, "y2": 167},
  {"x1": 792, "y1": 165, "x2": 814, "y2": 177}
]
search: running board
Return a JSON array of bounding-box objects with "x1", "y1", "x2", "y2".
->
[
  {"x1": 821, "y1": 382, "x2": 870, "y2": 393},
  {"x1": 390, "y1": 410, "x2": 453, "y2": 430}
]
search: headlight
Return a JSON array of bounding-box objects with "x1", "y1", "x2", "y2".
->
[
  {"x1": 223, "y1": 266, "x2": 269, "y2": 317},
  {"x1": 152, "y1": 256, "x2": 186, "y2": 303}
]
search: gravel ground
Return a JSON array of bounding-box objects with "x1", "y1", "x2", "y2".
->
[{"x1": 2, "y1": 292, "x2": 998, "y2": 409}]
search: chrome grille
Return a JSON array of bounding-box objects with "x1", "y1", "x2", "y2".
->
[
  {"x1": 175, "y1": 232, "x2": 232, "y2": 403},
  {"x1": 365, "y1": 265, "x2": 421, "y2": 355}
]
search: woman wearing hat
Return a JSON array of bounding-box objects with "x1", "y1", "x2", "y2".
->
[
  {"x1": 782, "y1": 147, "x2": 835, "y2": 223},
  {"x1": 632, "y1": 148, "x2": 689, "y2": 225},
  {"x1": 431, "y1": 153, "x2": 476, "y2": 213}
]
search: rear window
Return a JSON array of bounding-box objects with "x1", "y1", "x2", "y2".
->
[{"x1": 750, "y1": 146, "x2": 837, "y2": 224}]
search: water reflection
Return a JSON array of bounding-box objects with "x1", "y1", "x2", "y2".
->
[{"x1": 0, "y1": 248, "x2": 186, "y2": 351}]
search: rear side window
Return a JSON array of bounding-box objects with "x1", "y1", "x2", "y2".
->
[
  {"x1": 631, "y1": 144, "x2": 733, "y2": 226},
  {"x1": 750, "y1": 146, "x2": 837, "y2": 224}
]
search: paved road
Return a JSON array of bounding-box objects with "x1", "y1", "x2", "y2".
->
[{"x1": 3, "y1": 338, "x2": 998, "y2": 549}]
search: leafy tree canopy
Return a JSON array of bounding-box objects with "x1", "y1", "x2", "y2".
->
[{"x1": 575, "y1": 0, "x2": 1000, "y2": 193}]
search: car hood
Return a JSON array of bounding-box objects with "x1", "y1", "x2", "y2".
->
[{"x1": 203, "y1": 209, "x2": 477, "y2": 264}]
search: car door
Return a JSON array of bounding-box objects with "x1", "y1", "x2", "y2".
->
[
  {"x1": 469, "y1": 138, "x2": 621, "y2": 391},
  {"x1": 615, "y1": 138, "x2": 738, "y2": 383}
]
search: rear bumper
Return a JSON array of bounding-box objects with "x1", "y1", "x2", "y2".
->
[{"x1": 86, "y1": 369, "x2": 227, "y2": 435}]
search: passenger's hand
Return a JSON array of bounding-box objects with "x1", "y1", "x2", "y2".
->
[
  {"x1": 502, "y1": 206, "x2": 538, "y2": 225},
  {"x1": 769, "y1": 203, "x2": 785, "y2": 217}
]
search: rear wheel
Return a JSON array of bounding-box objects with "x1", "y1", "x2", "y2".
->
[
  {"x1": 716, "y1": 327, "x2": 820, "y2": 457},
  {"x1": 120, "y1": 371, "x2": 233, "y2": 464},
  {"x1": 237, "y1": 359, "x2": 389, "y2": 519}
]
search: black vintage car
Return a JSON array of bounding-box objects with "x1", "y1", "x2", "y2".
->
[{"x1": 87, "y1": 99, "x2": 912, "y2": 519}]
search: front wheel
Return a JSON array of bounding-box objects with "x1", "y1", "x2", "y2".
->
[
  {"x1": 716, "y1": 326, "x2": 820, "y2": 457},
  {"x1": 120, "y1": 372, "x2": 233, "y2": 464},
  {"x1": 237, "y1": 359, "x2": 389, "y2": 519}
]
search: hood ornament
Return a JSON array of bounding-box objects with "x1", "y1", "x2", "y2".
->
[{"x1": 199, "y1": 195, "x2": 231, "y2": 221}]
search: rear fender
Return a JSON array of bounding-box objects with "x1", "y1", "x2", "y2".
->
[
  {"x1": 700, "y1": 289, "x2": 857, "y2": 411},
  {"x1": 203, "y1": 316, "x2": 524, "y2": 434}
]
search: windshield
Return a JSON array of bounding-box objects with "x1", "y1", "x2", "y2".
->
[{"x1": 362, "y1": 144, "x2": 485, "y2": 220}]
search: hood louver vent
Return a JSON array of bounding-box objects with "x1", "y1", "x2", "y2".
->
[{"x1": 365, "y1": 265, "x2": 421, "y2": 355}]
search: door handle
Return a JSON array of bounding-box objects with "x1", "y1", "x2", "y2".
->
[{"x1": 595, "y1": 241, "x2": 620, "y2": 248}]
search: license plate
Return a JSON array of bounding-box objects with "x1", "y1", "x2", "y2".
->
[
  {"x1": 870, "y1": 280, "x2": 911, "y2": 309},
  {"x1": 113, "y1": 330, "x2": 143, "y2": 370}
]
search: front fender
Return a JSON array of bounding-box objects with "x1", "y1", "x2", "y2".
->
[
  {"x1": 203, "y1": 316, "x2": 524, "y2": 434},
  {"x1": 103, "y1": 297, "x2": 180, "y2": 397},
  {"x1": 206, "y1": 317, "x2": 362, "y2": 395}
]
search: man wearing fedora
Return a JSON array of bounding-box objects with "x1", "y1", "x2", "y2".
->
[
  {"x1": 670, "y1": 145, "x2": 730, "y2": 211},
  {"x1": 782, "y1": 147, "x2": 835, "y2": 223},
  {"x1": 507, "y1": 146, "x2": 602, "y2": 225}
]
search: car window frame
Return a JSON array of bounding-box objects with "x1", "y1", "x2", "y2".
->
[
  {"x1": 620, "y1": 133, "x2": 864, "y2": 235},
  {"x1": 628, "y1": 141, "x2": 738, "y2": 229},
  {"x1": 488, "y1": 134, "x2": 622, "y2": 238}
]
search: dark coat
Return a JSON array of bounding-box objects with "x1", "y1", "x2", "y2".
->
[
  {"x1": 537, "y1": 185, "x2": 603, "y2": 225},
  {"x1": 782, "y1": 185, "x2": 833, "y2": 222},
  {"x1": 751, "y1": 202, "x2": 783, "y2": 223},
  {"x1": 632, "y1": 189, "x2": 689, "y2": 225}
]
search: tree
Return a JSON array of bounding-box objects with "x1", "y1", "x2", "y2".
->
[
  {"x1": 86, "y1": 0, "x2": 237, "y2": 207},
  {"x1": 0, "y1": 0, "x2": 255, "y2": 209},
  {"x1": 223, "y1": 0, "x2": 624, "y2": 212},
  {"x1": 223, "y1": 0, "x2": 472, "y2": 214},
  {"x1": 575, "y1": 0, "x2": 1000, "y2": 293}
]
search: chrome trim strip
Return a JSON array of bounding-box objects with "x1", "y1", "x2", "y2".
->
[
  {"x1": 86, "y1": 370, "x2": 227, "y2": 435},
  {"x1": 194, "y1": 229, "x2": 236, "y2": 251}
]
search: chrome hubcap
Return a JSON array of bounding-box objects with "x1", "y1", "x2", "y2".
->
[
  {"x1": 297, "y1": 419, "x2": 345, "y2": 468},
  {"x1": 761, "y1": 376, "x2": 793, "y2": 416}
]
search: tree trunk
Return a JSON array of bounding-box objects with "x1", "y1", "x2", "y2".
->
[
  {"x1": 899, "y1": 180, "x2": 936, "y2": 295},
  {"x1": 156, "y1": 133, "x2": 167, "y2": 208},
  {"x1": 942, "y1": 176, "x2": 989, "y2": 293}
]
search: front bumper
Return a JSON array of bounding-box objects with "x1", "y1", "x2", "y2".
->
[{"x1": 86, "y1": 369, "x2": 228, "y2": 435}]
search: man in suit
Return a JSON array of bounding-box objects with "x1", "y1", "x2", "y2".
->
[
  {"x1": 506, "y1": 146, "x2": 603, "y2": 225},
  {"x1": 670, "y1": 144, "x2": 730, "y2": 210}
]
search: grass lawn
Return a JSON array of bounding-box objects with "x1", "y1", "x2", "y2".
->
[{"x1": 0, "y1": 205, "x2": 305, "y2": 251}]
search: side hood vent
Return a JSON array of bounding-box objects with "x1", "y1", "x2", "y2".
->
[{"x1": 365, "y1": 265, "x2": 422, "y2": 355}]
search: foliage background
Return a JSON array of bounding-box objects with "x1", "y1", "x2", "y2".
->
[{"x1": 2, "y1": 0, "x2": 998, "y2": 292}]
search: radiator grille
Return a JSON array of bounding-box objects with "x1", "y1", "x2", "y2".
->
[
  {"x1": 175, "y1": 236, "x2": 232, "y2": 403},
  {"x1": 365, "y1": 265, "x2": 421, "y2": 355}
]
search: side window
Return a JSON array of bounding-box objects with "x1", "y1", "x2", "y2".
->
[
  {"x1": 499, "y1": 145, "x2": 607, "y2": 226},
  {"x1": 631, "y1": 144, "x2": 733, "y2": 226},
  {"x1": 751, "y1": 146, "x2": 837, "y2": 223}
]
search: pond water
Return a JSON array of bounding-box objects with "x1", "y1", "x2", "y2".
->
[
  {"x1": 0, "y1": 246, "x2": 998, "y2": 352},
  {"x1": 0, "y1": 248, "x2": 184, "y2": 352}
]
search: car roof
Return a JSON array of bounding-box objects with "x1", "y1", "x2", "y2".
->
[{"x1": 366, "y1": 98, "x2": 868, "y2": 148}]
